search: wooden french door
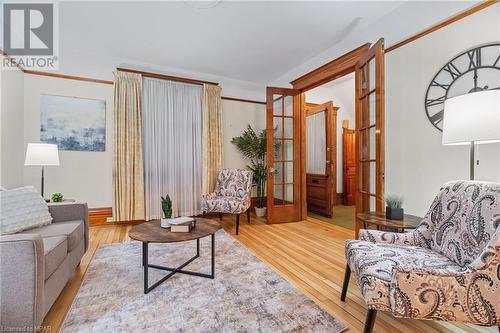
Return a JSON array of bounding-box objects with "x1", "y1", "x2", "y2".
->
[
  {"x1": 266, "y1": 87, "x2": 303, "y2": 223},
  {"x1": 342, "y1": 127, "x2": 356, "y2": 206},
  {"x1": 305, "y1": 102, "x2": 337, "y2": 217},
  {"x1": 355, "y1": 38, "x2": 385, "y2": 235}
]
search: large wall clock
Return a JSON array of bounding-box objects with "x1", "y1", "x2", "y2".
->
[{"x1": 425, "y1": 43, "x2": 500, "y2": 131}]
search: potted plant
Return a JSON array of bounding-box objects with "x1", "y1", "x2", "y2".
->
[
  {"x1": 51, "y1": 192, "x2": 64, "y2": 202},
  {"x1": 385, "y1": 194, "x2": 404, "y2": 220},
  {"x1": 160, "y1": 195, "x2": 172, "y2": 227},
  {"x1": 231, "y1": 125, "x2": 279, "y2": 218}
]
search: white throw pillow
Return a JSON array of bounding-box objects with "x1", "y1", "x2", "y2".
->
[{"x1": 0, "y1": 186, "x2": 53, "y2": 235}]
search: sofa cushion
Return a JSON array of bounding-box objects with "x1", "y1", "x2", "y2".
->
[
  {"x1": 345, "y1": 240, "x2": 460, "y2": 311},
  {"x1": 0, "y1": 186, "x2": 52, "y2": 235},
  {"x1": 21, "y1": 220, "x2": 84, "y2": 252},
  {"x1": 42, "y1": 236, "x2": 67, "y2": 280}
]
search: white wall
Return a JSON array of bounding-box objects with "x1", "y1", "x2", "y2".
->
[
  {"x1": 221, "y1": 98, "x2": 266, "y2": 197},
  {"x1": 0, "y1": 62, "x2": 25, "y2": 188},
  {"x1": 385, "y1": 3, "x2": 500, "y2": 215},
  {"x1": 306, "y1": 73, "x2": 355, "y2": 193},
  {"x1": 23, "y1": 75, "x2": 114, "y2": 208},
  {"x1": 222, "y1": 99, "x2": 266, "y2": 170}
]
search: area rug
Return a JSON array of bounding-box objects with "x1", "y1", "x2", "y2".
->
[{"x1": 62, "y1": 230, "x2": 347, "y2": 332}]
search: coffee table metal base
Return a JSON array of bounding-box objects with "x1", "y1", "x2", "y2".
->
[{"x1": 142, "y1": 234, "x2": 215, "y2": 294}]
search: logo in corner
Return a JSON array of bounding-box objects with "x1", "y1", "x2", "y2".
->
[{"x1": 2, "y1": 2, "x2": 59, "y2": 70}]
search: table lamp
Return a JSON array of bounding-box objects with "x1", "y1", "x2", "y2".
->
[
  {"x1": 24, "y1": 143, "x2": 60, "y2": 198},
  {"x1": 442, "y1": 90, "x2": 500, "y2": 180}
]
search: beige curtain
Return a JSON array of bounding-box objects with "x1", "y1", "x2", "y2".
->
[
  {"x1": 202, "y1": 84, "x2": 223, "y2": 194},
  {"x1": 113, "y1": 71, "x2": 145, "y2": 221}
]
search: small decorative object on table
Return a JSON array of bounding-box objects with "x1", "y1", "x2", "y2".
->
[
  {"x1": 169, "y1": 217, "x2": 196, "y2": 233},
  {"x1": 385, "y1": 194, "x2": 404, "y2": 220},
  {"x1": 160, "y1": 194, "x2": 172, "y2": 227},
  {"x1": 51, "y1": 192, "x2": 64, "y2": 202},
  {"x1": 160, "y1": 216, "x2": 196, "y2": 232}
]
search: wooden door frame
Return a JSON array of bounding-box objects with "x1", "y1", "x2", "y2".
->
[
  {"x1": 291, "y1": 43, "x2": 370, "y2": 91},
  {"x1": 291, "y1": 42, "x2": 384, "y2": 236},
  {"x1": 304, "y1": 101, "x2": 338, "y2": 217},
  {"x1": 356, "y1": 40, "x2": 386, "y2": 216}
]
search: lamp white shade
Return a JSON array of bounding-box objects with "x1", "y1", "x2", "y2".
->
[
  {"x1": 442, "y1": 90, "x2": 500, "y2": 146},
  {"x1": 24, "y1": 143, "x2": 60, "y2": 166}
]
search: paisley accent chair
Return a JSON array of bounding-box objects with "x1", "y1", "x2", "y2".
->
[
  {"x1": 201, "y1": 169, "x2": 253, "y2": 235},
  {"x1": 341, "y1": 181, "x2": 500, "y2": 333}
]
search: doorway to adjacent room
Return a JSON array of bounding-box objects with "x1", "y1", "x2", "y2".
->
[
  {"x1": 265, "y1": 39, "x2": 386, "y2": 236},
  {"x1": 304, "y1": 74, "x2": 356, "y2": 229}
]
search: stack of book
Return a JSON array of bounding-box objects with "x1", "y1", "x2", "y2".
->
[{"x1": 161, "y1": 216, "x2": 196, "y2": 232}]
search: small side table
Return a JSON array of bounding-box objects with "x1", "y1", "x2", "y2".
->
[
  {"x1": 48, "y1": 199, "x2": 76, "y2": 203},
  {"x1": 357, "y1": 212, "x2": 422, "y2": 232}
]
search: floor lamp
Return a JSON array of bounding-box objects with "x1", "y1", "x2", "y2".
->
[
  {"x1": 24, "y1": 143, "x2": 60, "y2": 198},
  {"x1": 442, "y1": 90, "x2": 500, "y2": 180}
]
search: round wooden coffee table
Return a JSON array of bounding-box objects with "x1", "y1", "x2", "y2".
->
[{"x1": 129, "y1": 218, "x2": 221, "y2": 294}]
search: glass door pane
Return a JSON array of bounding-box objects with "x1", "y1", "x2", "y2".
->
[
  {"x1": 272, "y1": 93, "x2": 293, "y2": 206},
  {"x1": 266, "y1": 87, "x2": 302, "y2": 223}
]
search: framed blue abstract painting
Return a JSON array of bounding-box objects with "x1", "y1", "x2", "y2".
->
[{"x1": 40, "y1": 95, "x2": 106, "y2": 152}]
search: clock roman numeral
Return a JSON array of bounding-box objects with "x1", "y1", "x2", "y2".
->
[
  {"x1": 430, "y1": 110, "x2": 444, "y2": 125},
  {"x1": 426, "y1": 95, "x2": 446, "y2": 107},
  {"x1": 467, "y1": 48, "x2": 481, "y2": 70},
  {"x1": 443, "y1": 63, "x2": 462, "y2": 80},
  {"x1": 431, "y1": 80, "x2": 450, "y2": 91}
]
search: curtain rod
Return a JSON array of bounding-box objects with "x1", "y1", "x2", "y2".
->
[{"x1": 116, "y1": 67, "x2": 219, "y2": 86}]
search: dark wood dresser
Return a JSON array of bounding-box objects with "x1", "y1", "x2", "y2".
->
[{"x1": 306, "y1": 173, "x2": 332, "y2": 217}]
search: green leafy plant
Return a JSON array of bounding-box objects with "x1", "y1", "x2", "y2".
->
[
  {"x1": 231, "y1": 125, "x2": 280, "y2": 208},
  {"x1": 51, "y1": 192, "x2": 64, "y2": 202},
  {"x1": 161, "y1": 195, "x2": 172, "y2": 218},
  {"x1": 385, "y1": 194, "x2": 404, "y2": 209}
]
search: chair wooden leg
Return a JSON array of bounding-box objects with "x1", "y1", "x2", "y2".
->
[
  {"x1": 202, "y1": 211, "x2": 206, "y2": 218},
  {"x1": 219, "y1": 212, "x2": 222, "y2": 221},
  {"x1": 363, "y1": 309, "x2": 377, "y2": 333},
  {"x1": 340, "y1": 264, "x2": 351, "y2": 301},
  {"x1": 247, "y1": 209, "x2": 250, "y2": 224},
  {"x1": 236, "y1": 214, "x2": 240, "y2": 235}
]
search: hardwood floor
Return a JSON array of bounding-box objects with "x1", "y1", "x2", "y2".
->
[{"x1": 43, "y1": 212, "x2": 495, "y2": 333}]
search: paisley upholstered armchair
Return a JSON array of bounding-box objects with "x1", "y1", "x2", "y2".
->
[
  {"x1": 201, "y1": 169, "x2": 253, "y2": 235},
  {"x1": 341, "y1": 180, "x2": 500, "y2": 333}
]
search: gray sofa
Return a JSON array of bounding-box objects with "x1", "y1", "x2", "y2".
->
[{"x1": 0, "y1": 202, "x2": 88, "y2": 330}]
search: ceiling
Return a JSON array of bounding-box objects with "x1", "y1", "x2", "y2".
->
[{"x1": 53, "y1": 1, "x2": 479, "y2": 85}]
